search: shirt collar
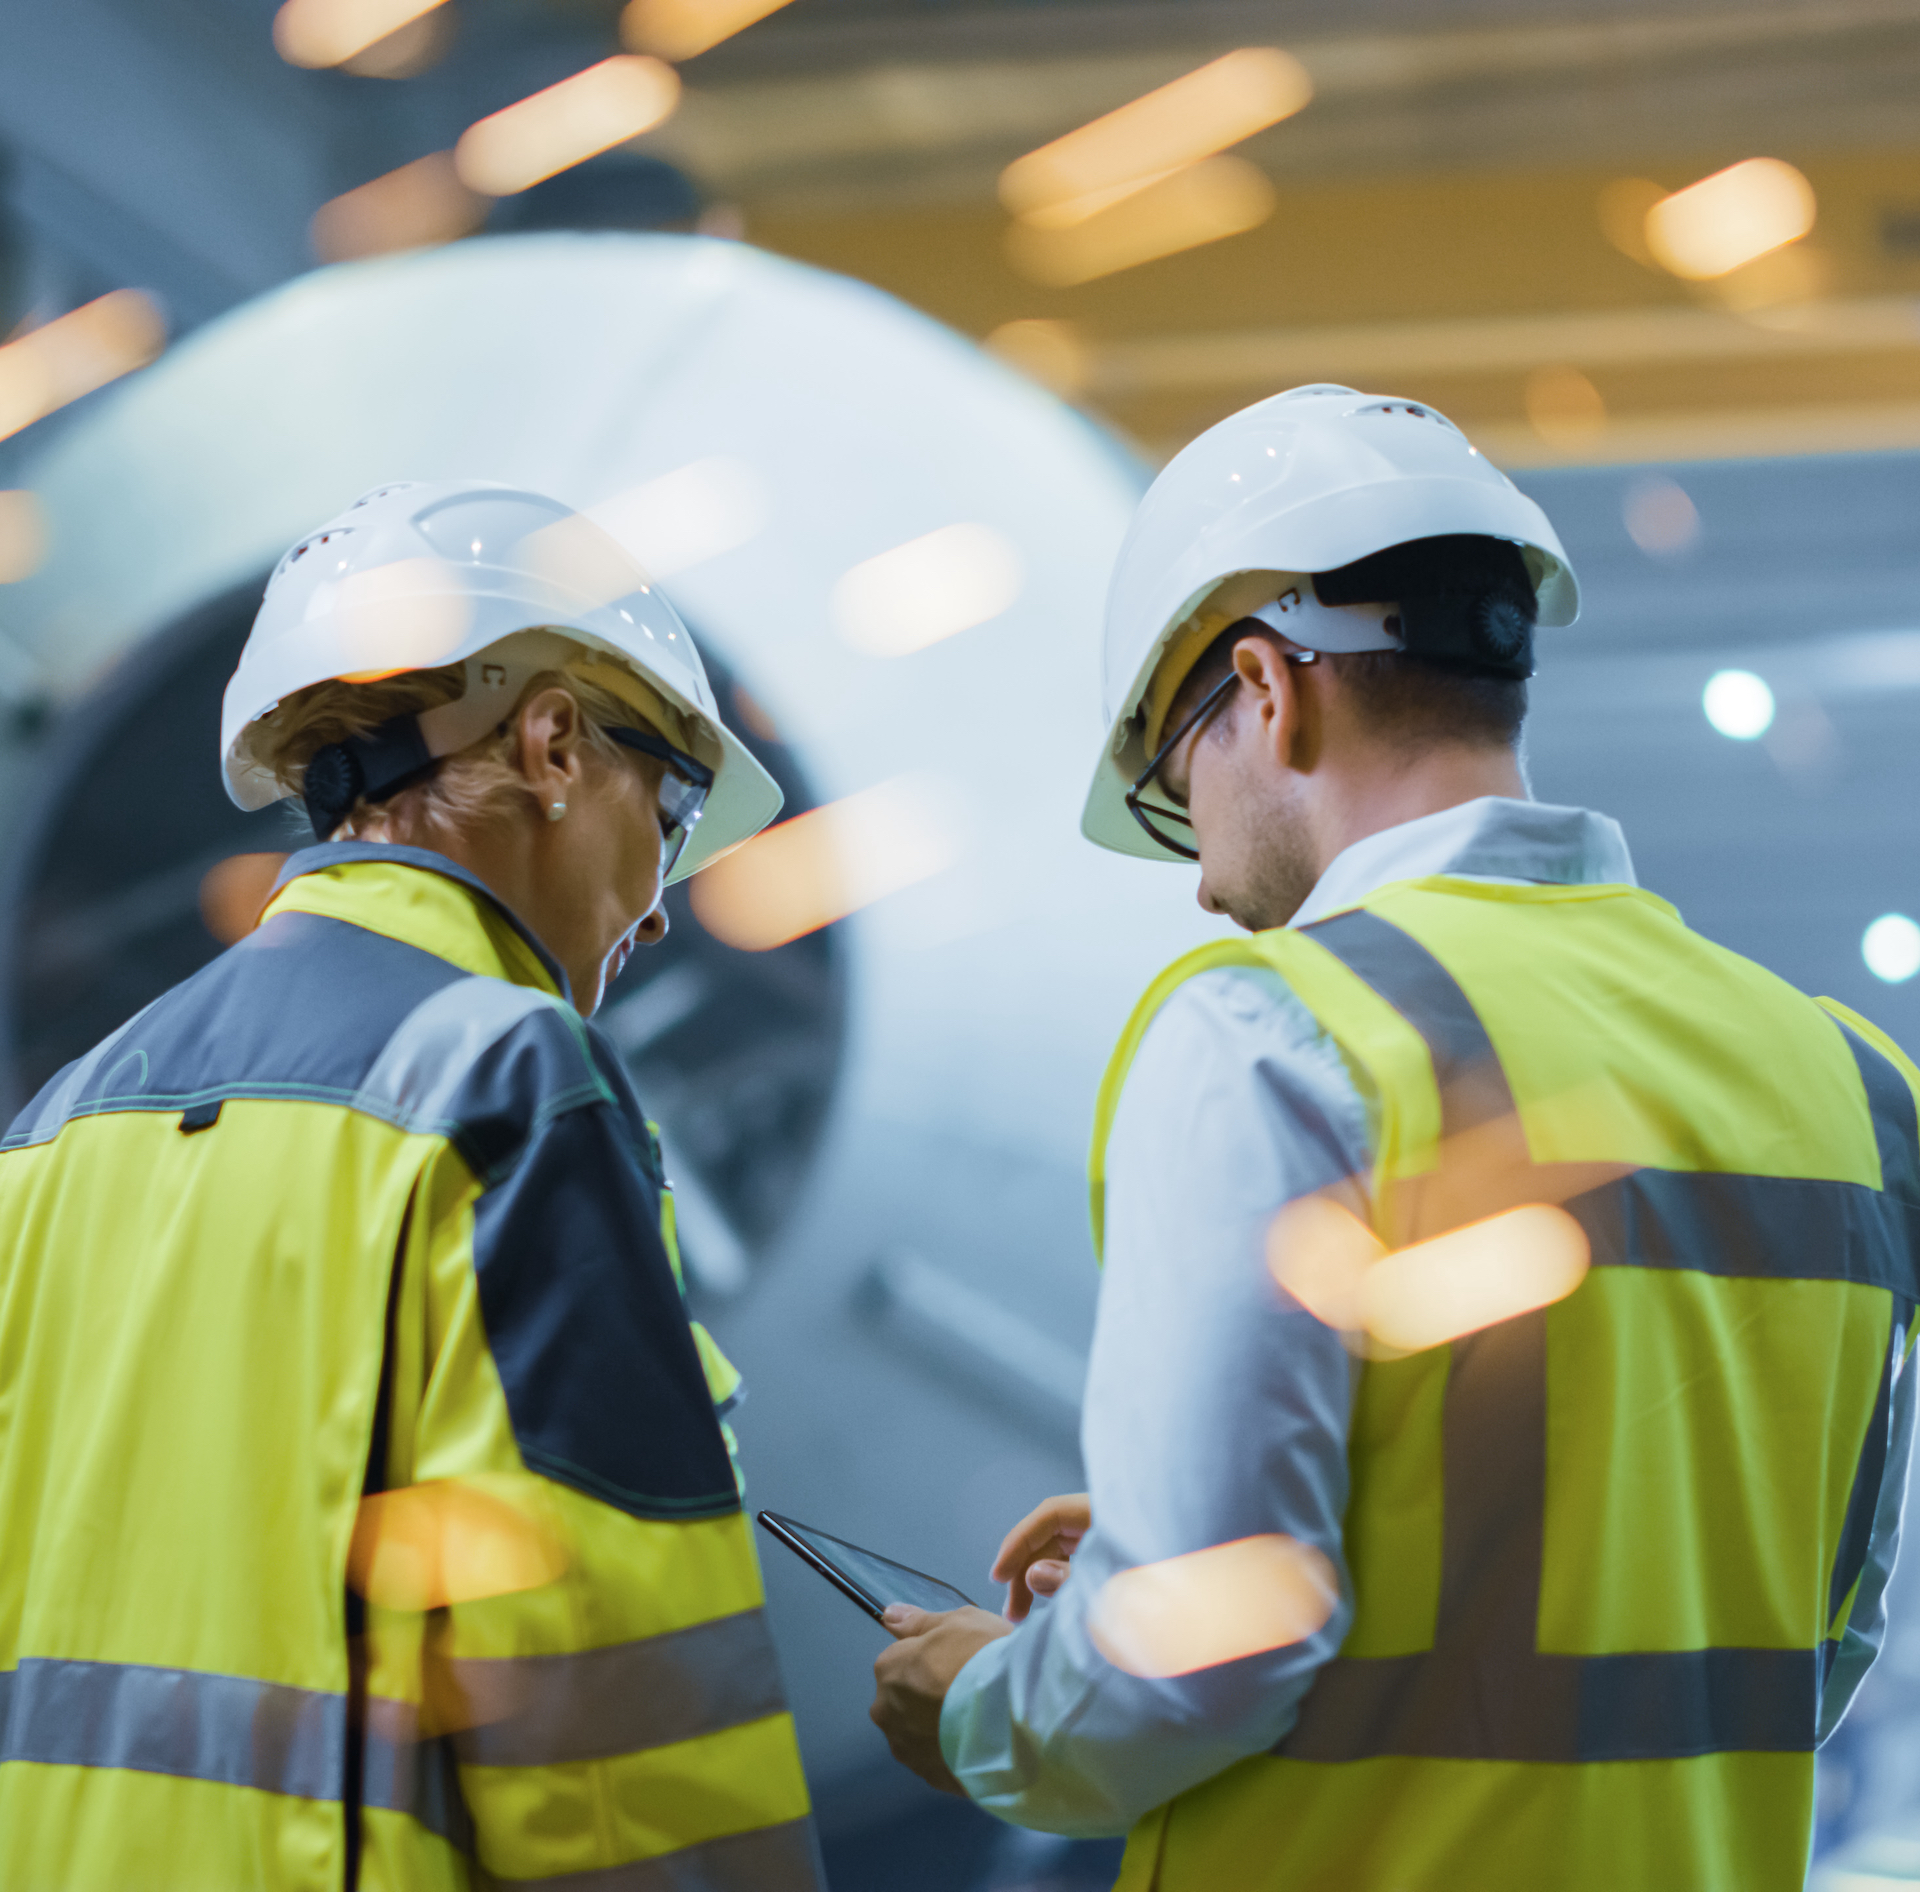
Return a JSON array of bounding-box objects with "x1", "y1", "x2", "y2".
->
[
  {"x1": 266, "y1": 840, "x2": 574, "y2": 1004},
  {"x1": 1291, "y1": 797, "x2": 1637, "y2": 930}
]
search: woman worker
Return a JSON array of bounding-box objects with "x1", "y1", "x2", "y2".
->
[{"x1": 0, "y1": 482, "x2": 821, "y2": 1892}]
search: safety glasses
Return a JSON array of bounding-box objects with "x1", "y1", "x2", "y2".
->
[
  {"x1": 608, "y1": 726, "x2": 716, "y2": 878},
  {"x1": 1124, "y1": 672, "x2": 1239, "y2": 861}
]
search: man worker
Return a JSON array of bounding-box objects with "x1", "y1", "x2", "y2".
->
[{"x1": 870, "y1": 385, "x2": 1920, "y2": 1889}]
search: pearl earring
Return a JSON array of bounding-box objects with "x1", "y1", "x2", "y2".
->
[{"x1": 547, "y1": 801, "x2": 567, "y2": 823}]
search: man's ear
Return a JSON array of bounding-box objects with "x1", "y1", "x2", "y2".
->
[{"x1": 1230, "y1": 635, "x2": 1315, "y2": 771}]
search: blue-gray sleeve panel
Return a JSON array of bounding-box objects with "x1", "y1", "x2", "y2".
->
[
  {"x1": 4, "y1": 910, "x2": 465, "y2": 1144},
  {"x1": 469, "y1": 1096, "x2": 739, "y2": 1521}
]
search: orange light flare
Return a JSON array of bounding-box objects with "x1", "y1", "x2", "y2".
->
[
  {"x1": 330, "y1": 558, "x2": 475, "y2": 673},
  {"x1": 1270, "y1": 1198, "x2": 1591, "y2": 1355},
  {"x1": 689, "y1": 777, "x2": 960, "y2": 951},
  {"x1": 347, "y1": 1478, "x2": 567, "y2": 1613},
  {"x1": 454, "y1": 57, "x2": 681, "y2": 198},
  {"x1": 620, "y1": 0, "x2": 797, "y2": 62},
  {"x1": 311, "y1": 153, "x2": 490, "y2": 264},
  {"x1": 1092, "y1": 1535, "x2": 1339, "y2": 1678},
  {"x1": 1644, "y1": 158, "x2": 1816, "y2": 282},
  {"x1": 999, "y1": 48, "x2": 1311, "y2": 227},
  {"x1": 984, "y1": 319, "x2": 1088, "y2": 397},
  {"x1": 274, "y1": 0, "x2": 449, "y2": 68},
  {"x1": 200, "y1": 854, "x2": 292, "y2": 945},
  {"x1": 1525, "y1": 364, "x2": 1607, "y2": 452},
  {"x1": 1267, "y1": 1107, "x2": 1628, "y2": 1352},
  {"x1": 0, "y1": 292, "x2": 167, "y2": 447}
]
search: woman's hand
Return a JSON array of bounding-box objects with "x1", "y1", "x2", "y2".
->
[{"x1": 990, "y1": 1493, "x2": 1091, "y2": 1622}]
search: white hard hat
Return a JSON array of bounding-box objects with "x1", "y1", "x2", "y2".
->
[
  {"x1": 222, "y1": 480, "x2": 783, "y2": 880},
  {"x1": 1082, "y1": 385, "x2": 1580, "y2": 861}
]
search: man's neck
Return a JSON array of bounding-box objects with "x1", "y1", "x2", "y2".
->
[{"x1": 1307, "y1": 744, "x2": 1526, "y2": 883}]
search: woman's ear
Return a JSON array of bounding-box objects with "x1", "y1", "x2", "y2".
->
[{"x1": 512, "y1": 687, "x2": 588, "y2": 807}]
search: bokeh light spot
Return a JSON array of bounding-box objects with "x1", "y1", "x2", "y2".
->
[
  {"x1": 999, "y1": 49, "x2": 1310, "y2": 226},
  {"x1": 1702, "y1": 669, "x2": 1775, "y2": 740},
  {"x1": 1006, "y1": 157, "x2": 1275, "y2": 288},
  {"x1": 0, "y1": 292, "x2": 166, "y2": 446},
  {"x1": 1863, "y1": 914, "x2": 1920, "y2": 985},
  {"x1": 1266, "y1": 1194, "x2": 1383, "y2": 1335},
  {"x1": 348, "y1": 1478, "x2": 567, "y2": 1611},
  {"x1": 200, "y1": 854, "x2": 291, "y2": 946},
  {"x1": 311, "y1": 153, "x2": 488, "y2": 264},
  {"x1": 1092, "y1": 1535, "x2": 1338, "y2": 1678},
  {"x1": 274, "y1": 0, "x2": 447, "y2": 69},
  {"x1": 1358, "y1": 1205, "x2": 1590, "y2": 1354},
  {"x1": 1644, "y1": 158, "x2": 1816, "y2": 282},
  {"x1": 1270, "y1": 1193, "x2": 1590, "y2": 1355},
  {"x1": 1622, "y1": 477, "x2": 1701, "y2": 557},
  {"x1": 1596, "y1": 177, "x2": 1665, "y2": 266},
  {"x1": 984, "y1": 319, "x2": 1088, "y2": 397},
  {"x1": 620, "y1": 0, "x2": 796, "y2": 61},
  {"x1": 589, "y1": 457, "x2": 767, "y2": 582},
  {"x1": 1524, "y1": 365, "x2": 1606, "y2": 451},
  {"x1": 833, "y1": 523, "x2": 1023, "y2": 658},
  {"x1": 455, "y1": 57, "x2": 681, "y2": 198},
  {"x1": 690, "y1": 776, "x2": 960, "y2": 950},
  {"x1": 332, "y1": 558, "x2": 475, "y2": 674},
  {"x1": 0, "y1": 490, "x2": 49, "y2": 584}
]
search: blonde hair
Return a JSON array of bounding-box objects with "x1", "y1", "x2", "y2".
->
[{"x1": 256, "y1": 654, "x2": 675, "y2": 847}]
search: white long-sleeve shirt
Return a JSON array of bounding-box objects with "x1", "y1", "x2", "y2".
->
[{"x1": 939, "y1": 795, "x2": 1911, "y2": 1835}]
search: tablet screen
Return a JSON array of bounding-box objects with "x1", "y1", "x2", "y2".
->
[{"x1": 759, "y1": 1512, "x2": 975, "y2": 1617}]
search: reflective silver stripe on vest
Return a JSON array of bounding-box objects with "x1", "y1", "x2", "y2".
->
[
  {"x1": 0, "y1": 1657, "x2": 343, "y2": 1799},
  {"x1": 496, "y1": 1816, "x2": 823, "y2": 1891},
  {"x1": 448, "y1": 1609, "x2": 787, "y2": 1769},
  {"x1": 1277, "y1": 906, "x2": 1910, "y2": 1764},
  {"x1": 0, "y1": 1658, "x2": 470, "y2": 1843},
  {"x1": 362, "y1": 1697, "x2": 473, "y2": 1849}
]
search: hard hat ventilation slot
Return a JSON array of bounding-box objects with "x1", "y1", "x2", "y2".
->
[
  {"x1": 277, "y1": 527, "x2": 354, "y2": 576},
  {"x1": 1347, "y1": 399, "x2": 1464, "y2": 436}
]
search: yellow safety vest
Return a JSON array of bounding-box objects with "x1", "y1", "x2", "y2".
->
[
  {"x1": 0, "y1": 842, "x2": 817, "y2": 1891},
  {"x1": 1091, "y1": 874, "x2": 1920, "y2": 1892}
]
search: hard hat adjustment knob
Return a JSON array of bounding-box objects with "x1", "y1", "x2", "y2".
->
[
  {"x1": 1474, "y1": 595, "x2": 1532, "y2": 666},
  {"x1": 302, "y1": 742, "x2": 365, "y2": 840}
]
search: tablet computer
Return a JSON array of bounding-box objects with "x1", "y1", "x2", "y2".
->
[{"x1": 757, "y1": 1511, "x2": 976, "y2": 1622}]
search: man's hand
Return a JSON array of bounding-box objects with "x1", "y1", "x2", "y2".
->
[
  {"x1": 990, "y1": 1493, "x2": 1091, "y2": 1621},
  {"x1": 870, "y1": 1604, "x2": 1012, "y2": 1795}
]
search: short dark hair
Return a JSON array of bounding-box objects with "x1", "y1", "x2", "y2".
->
[{"x1": 1169, "y1": 535, "x2": 1532, "y2": 751}]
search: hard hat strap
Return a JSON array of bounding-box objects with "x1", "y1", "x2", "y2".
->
[{"x1": 302, "y1": 716, "x2": 437, "y2": 840}]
